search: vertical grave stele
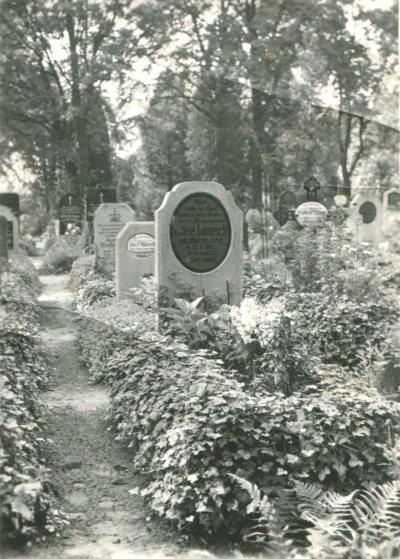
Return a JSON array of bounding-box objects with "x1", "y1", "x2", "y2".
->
[{"x1": 155, "y1": 181, "x2": 243, "y2": 310}]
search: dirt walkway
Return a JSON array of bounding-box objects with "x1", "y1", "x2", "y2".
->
[{"x1": 5, "y1": 271, "x2": 209, "y2": 559}]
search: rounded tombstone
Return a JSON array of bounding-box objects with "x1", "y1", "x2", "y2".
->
[
  {"x1": 126, "y1": 233, "x2": 155, "y2": 259},
  {"x1": 295, "y1": 201, "x2": 327, "y2": 227},
  {"x1": 169, "y1": 192, "x2": 232, "y2": 273}
]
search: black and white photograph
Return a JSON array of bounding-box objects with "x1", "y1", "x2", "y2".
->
[{"x1": 0, "y1": 0, "x2": 399, "y2": 557}]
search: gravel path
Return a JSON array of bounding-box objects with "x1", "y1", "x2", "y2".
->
[{"x1": 4, "y1": 269, "x2": 214, "y2": 559}]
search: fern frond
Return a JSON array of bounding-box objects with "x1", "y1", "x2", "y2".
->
[{"x1": 352, "y1": 480, "x2": 400, "y2": 543}]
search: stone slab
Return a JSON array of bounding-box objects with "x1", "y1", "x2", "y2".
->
[
  {"x1": 155, "y1": 181, "x2": 243, "y2": 308},
  {"x1": 94, "y1": 203, "x2": 136, "y2": 274},
  {"x1": 348, "y1": 193, "x2": 383, "y2": 244},
  {"x1": 116, "y1": 221, "x2": 155, "y2": 300}
]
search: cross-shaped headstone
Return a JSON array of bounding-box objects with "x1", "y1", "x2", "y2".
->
[
  {"x1": 303, "y1": 176, "x2": 321, "y2": 202},
  {"x1": 100, "y1": 192, "x2": 104, "y2": 203},
  {"x1": 68, "y1": 195, "x2": 73, "y2": 206}
]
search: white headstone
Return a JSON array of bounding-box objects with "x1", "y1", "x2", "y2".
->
[
  {"x1": 0, "y1": 204, "x2": 19, "y2": 258},
  {"x1": 348, "y1": 193, "x2": 383, "y2": 244},
  {"x1": 155, "y1": 181, "x2": 243, "y2": 308},
  {"x1": 94, "y1": 203, "x2": 136, "y2": 274},
  {"x1": 116, "y1": 221, "x2": 155, "y2": 300}
]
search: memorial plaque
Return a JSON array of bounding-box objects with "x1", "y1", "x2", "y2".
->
[
  {"x1": 359, "y1": 201, "x2": 376, "y2": 224},
  {"x1": 156, "y1": 182, "x2": 243, "y2": 308},
  {"x1": 127, "y1": 233, "x2": 155, "y2": 258},
  {"x1": 170, "y1": 193, "x2": 232, "y2": 273},
  {"x1": 94, "y1": 203, "x2": 136, "y2": 274},
  {"x1": 295, "y1": 201, "x2": 327, "y2": 227},
  {"x1": 116, "y1": 222, "x2": 154, "y2": 299},
  {"x1": 59, "y1": 193, "x2": 81, "y2": 235},
  {"x1": 87, "y1": 188, "x2": 117, "y2": 222}
]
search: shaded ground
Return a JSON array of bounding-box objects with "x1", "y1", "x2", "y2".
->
[{"x1": 4, "y1": 269, "x2": 218, "y2": 559}]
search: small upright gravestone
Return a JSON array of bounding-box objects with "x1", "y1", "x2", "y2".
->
[
  {"x1": 348, "y1": 193, "x2": 382, "y2": 244},
  {"x1": 59, "y1": 193, "x2": 81, "y2": 235},
  {"x1": 94, "y1": 203, "x2": 136, "y2": 274},
  {"x1": 116, "y1": 222, "x2": 155, "y2": 300},
  {"x1": 156, "y1": 181, "x2": 243, "y2": 307},
  {"x1": 0, "y1": 204, "x2": 19, "y2": 258}
]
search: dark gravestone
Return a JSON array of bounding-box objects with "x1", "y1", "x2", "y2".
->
[
  {"x1": 86, "y1": 188, "x2": 117, "y2": 222},
  {"x1": 59, "y1": 193, "x2": 81, "y2": 235},
  {"x1": 170, "y1": 192, "x2": 232, "y2": 273},
  {"x1": 0, "y1": 216, "x2": 8, "y2": 259},
  {"x1": 388, "y1": 191, "x2": 400, "y2": 209},
  {"x1": 0, "y1": 193, "x2": 20, "y2": 217},
  {"x1": 359, "y1": 201, "x2": 377, "y2": 224}
]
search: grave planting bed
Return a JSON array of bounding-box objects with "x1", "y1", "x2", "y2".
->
[
  {"x1": 1, "y1": 257, "x2": 60, "y2": 544},
  {"x1": 72, "y1": 247, "x2": 400, "y2": 555}
]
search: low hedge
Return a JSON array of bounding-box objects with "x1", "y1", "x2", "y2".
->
[
  {"x1": 0, "y1": 259, "x2": 60, "y2": 544},
  {"x1": 76, "y1": 302, "x2": 400, "y2": 537}
]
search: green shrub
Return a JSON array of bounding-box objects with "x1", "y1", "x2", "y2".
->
[
  {"x1": 0, "y1": 263, "x2": 61, "y2": 544},
  {"x1": 68, "y1": 254, "x2": 96, "y2": 291},
  {"x1": 76, "y1": 300, "x2": 399, "y2": 537},
  {"x1": 39, "y1": 238, "x2": 82, "y2": 274},
  {"x1": 74, "y1": 276, "x2": 115, "y2": 310},
  {"x1": 107, "y1": 337, "x2": 399, "y2": 536},
  {"x1": 19, "y1": 237, "x2": 39, "y2": 257},
  {"x1": 286, "y1": 292, "x2": 397, "y2": 367}
]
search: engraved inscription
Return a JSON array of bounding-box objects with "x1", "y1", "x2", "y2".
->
[{"x1": 170, "y1": 193, "x2": 231, "y2": 273}]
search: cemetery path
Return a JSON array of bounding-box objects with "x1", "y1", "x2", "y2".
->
[{"x1": 5, "y1": 271, "x2": 201, "y2": 559}]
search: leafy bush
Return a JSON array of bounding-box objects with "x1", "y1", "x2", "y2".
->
[
  {"x1": 0, "y1": 263, "x2": 62, "y2": 544},
  {"x1": 19, "y1": 237, "x2": 39, "y2": 257},
  {"x1": 39, "y1": 238, "x2": 83, "y2": 274},
  {"x1": 286, "y1": 292, "x2": 398, "y2": 367},
  {"x1": 75, "y1": 293, "x2": 399, "y2": 537},
  {"x1": 68, "y1": 254, "x2": 96, "y2": 291}
]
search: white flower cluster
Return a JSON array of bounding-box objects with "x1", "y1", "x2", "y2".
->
[{"x1": 230, "y1": 297, "x2": 285, "y2": 344}]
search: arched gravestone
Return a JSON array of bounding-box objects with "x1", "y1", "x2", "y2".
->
[
  {"x1": 349, "y1": 194, "x2": 382, "y2": 243},
  {"x1": 0, "y1": 204, "x2": 19, "y2": 257},
  {"x1": 156, "y1": 182, "x2": 243, "y2": 307},
  {"x1": 116, "y1": 221, "x2": 155, "y2": 300}
]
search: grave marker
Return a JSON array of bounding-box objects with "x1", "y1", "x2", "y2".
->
[
  {"x1": 116, "y1": 222, "x2": 155, "y2": 300},
  {"x1": 295, "y1": 201, "x2": 327, "y2": 227},
  {"x1": 94, "y1": 203, "x2": 136, "y2": 274},
  {"x1": 349, "y1": 193, "x2": 382, "y2": 243},
  {"x1": 0, "y1": 204, "x2": 19, "y2": 257},
  {"x1": 86, "y1": 188, "x2": 117, "y2": 222},
  {"x1": 382, "y1": 189, "x2": 400, "y2": 234},
  {"x1": 156, "y1": 181, "x2": 243, "y2": 307},
  {"x1": 59, "y1": 193, "x2": 81, "y2": 235}
]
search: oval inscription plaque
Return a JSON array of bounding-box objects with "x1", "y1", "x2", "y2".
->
[
  {"x1": 170, "y1": 193, "x2": 232, "y2": 273},
  {"x1": 359, "y1": 201, "x2": 376, "y2": 224},
  {"x1": 127, "y1": 233, "x2": 155, "y2": 258}
]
